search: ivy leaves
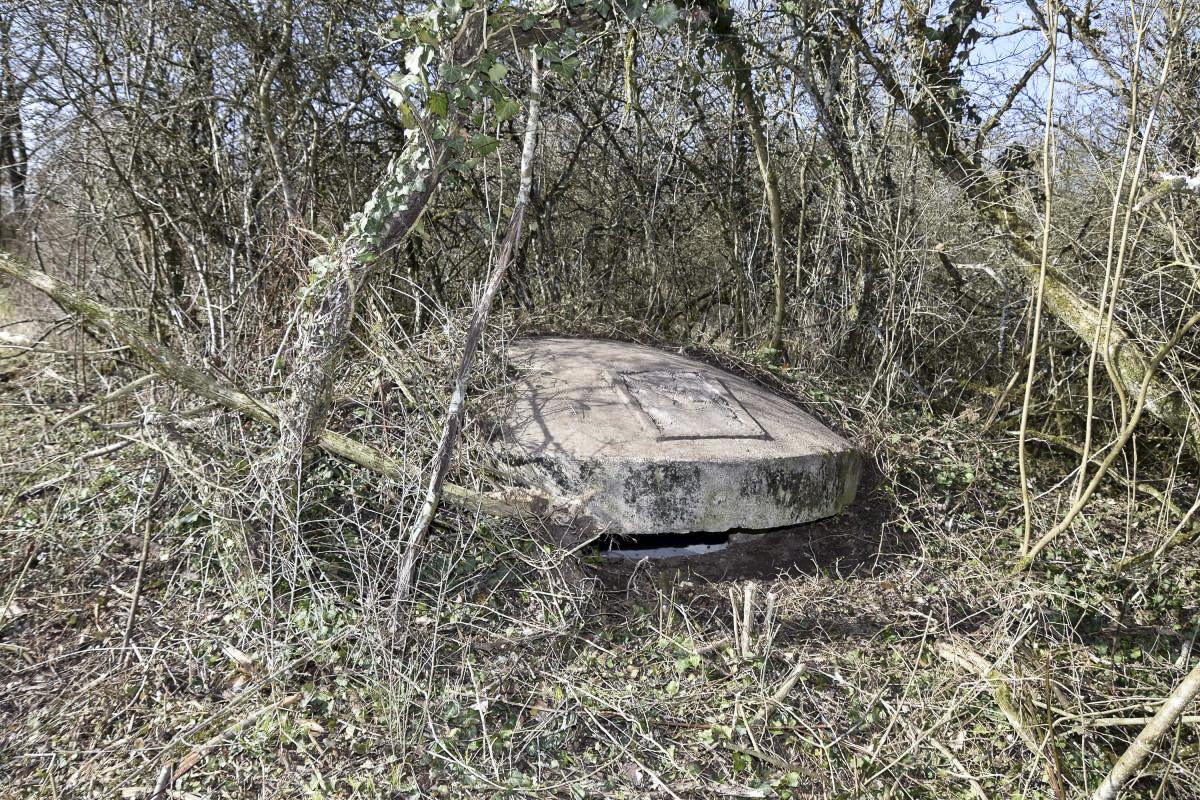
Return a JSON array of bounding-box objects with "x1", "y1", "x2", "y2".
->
[
  {"x1": 598, "y1": 0, "x2": 679, "y2": 30},
  {"x1": 647, "y1": 2, "x2": 678, "y2": 30},
  {"x1": 487, "y1": 61, "x2": 509, "y2": 84},
  {"x1": 325, "y1": 0, "x2": 681, "y2": 279},
  {"x1": 327, "y1": 0, "x2": 591, "y2": 267}
]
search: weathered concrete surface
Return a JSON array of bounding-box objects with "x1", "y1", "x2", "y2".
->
[{"x1": 497, "y1": 337, "x2": 861, "y2": 535}]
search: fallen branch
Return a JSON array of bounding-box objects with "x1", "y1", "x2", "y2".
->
[
  {"x1": 56, "y1": 371, "x2": 158, "y2": 427},
  {"x1": 936, "y1": 640, "x2": 1063, "y2": 790},
  {"x1": 150, "y1": 692, "x2": 302, "y2": 799},
  {"x1": 0, "y1": 251, "x2": 520, "y2": 518},
  {"x1": 1091, "y1": 658, "x2": 1200, "y2": 800},
  {"x1": 1116, "y1": 493, "x2": 1200, "y2": 571},
  {"x1": 11, "y1": 439, "x2": 135, "y2": 502},
  {"x1": 1132, "y1": 172, "x2": 1200, "y2": 213},
  {"x1": 120, "y1": 465, "x2": 168, "y2": 662}
]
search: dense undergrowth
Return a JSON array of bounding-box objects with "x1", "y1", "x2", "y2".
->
[
  {"x1": 2, "y1": 0, "x2": 1200, "y2": 795},
  {"x1": 2, "y1": 316, "x2": 1198, "y2": 799}
]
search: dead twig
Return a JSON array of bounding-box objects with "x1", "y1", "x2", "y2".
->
[
  {"x1": 935, "y1": 640, "x2": 1062, "y2": 790},
  {"x1": 119, "y1": 465, "x2": 168, "y2": 662}
]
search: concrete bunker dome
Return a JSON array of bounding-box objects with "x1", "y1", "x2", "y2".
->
[{"x1": 499, "y1": 337, "x2": 861, "y2": 536}]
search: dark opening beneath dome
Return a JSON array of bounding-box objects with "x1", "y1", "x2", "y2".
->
[{"x1": 599, "y1": 531, "x2": 730, "y2": 559}]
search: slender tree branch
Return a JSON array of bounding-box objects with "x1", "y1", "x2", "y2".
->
[{"x1": 394, "y1": 51, "x2": 544, "y2": 599}]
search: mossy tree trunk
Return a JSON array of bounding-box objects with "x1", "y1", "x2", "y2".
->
[{"x1": 273, "y1": 4, "x2": 596, "y2": 474}]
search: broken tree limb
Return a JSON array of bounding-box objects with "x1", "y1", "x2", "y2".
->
[
  {"x1": 1091, "y1": 657, "x2": 1200, "y2": 800},
  {"x1": 1132, "y1": 172, "x2": 1200, "y2": 213},
  {"x1": 1117, "y1": 507, "x2": 1200, "y2": 571},
  {"x1": 0, "y1": 252, "x2": 519, "y2": 519},
  {"x1": 936, "y1": 642, "x2": 1044, "y2": 762},
  {"x1": 150, "y1": 692, "x2": 302, "y2": 799},
  {"x1": 120, "y1": 464, "x2": 168, "y2": 663},
  {"x1": 394, "y1": 52, "x2": 542, "y2": 599},
  {"x1": 55, "y1": 371, "x2": 158, "y2": 427},
  {"x1": 0, "y1": 253, "x2": 278, "y2": 426}
]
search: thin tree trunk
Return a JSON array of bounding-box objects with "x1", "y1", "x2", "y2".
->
[
  {"x1": 394, "y1": 53, "x2": 542, "y2": 599},
  {"x1": 0, "y1": 18, "x2": 28, "y2": 219},
  {"x1": 270, "y1": 7, "x2": 489, "y2": 474},
  {"x1": 271, "y1": 6, "x2": 586, "y2": 472},
  {"x1": 704, "y1": 0, "x2": 789, "y2": 356},
  {"x1": 274, "y1": 136, "x2": 441, "y2": 473},
  {"x1": 839, "y1": 11, "x2": 1199, "y2": 454},
  {"x1": 256, "y1": 0, "x2": 299, "y2": 222}
]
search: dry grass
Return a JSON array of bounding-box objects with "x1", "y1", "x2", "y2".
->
[{"x1": 2, "y1": 298, "x2": 1199, "y2": 799}]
